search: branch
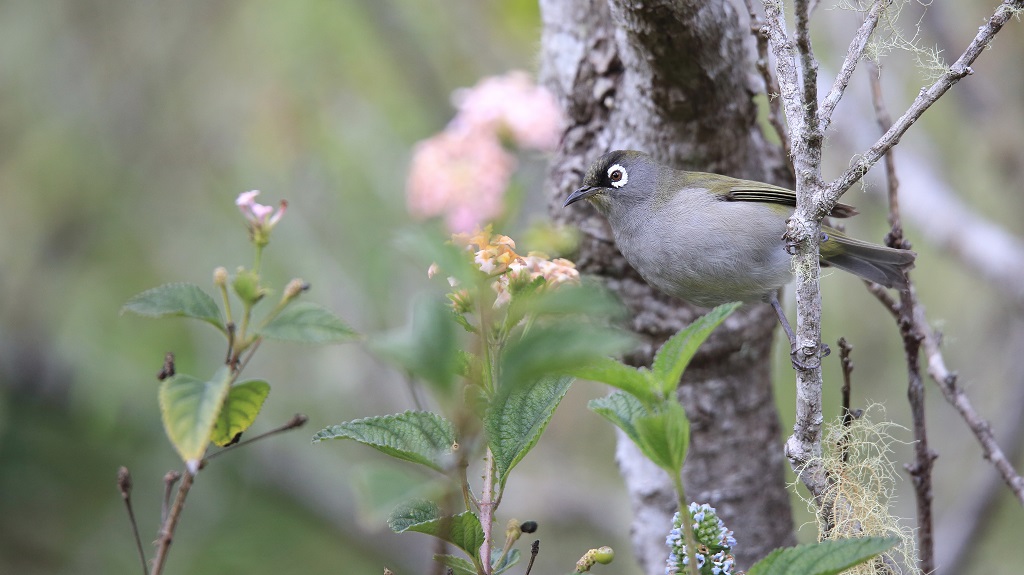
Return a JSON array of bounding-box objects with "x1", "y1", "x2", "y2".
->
[
  {"x1": 151, "y1": 468, "x2": 194, "y2": 575},
  {"x1": 867, "y1": 63, "x2": 936, "y2": 573},
  {"x1": 917, "y1": 305, "x2": 1024, "y2": 504},
  {"x1": 823, "y1": 0, "x2": 1024, "y2": 205},
  {"x1": 817, "y1": 0, "x2": 891, "y2": 133},
  {"x1": 765, "y1": 0, "x2": 829, "y2": 503},
  {"x1": 866, "y1": 285, "x2": 1024, "y2": 506}
]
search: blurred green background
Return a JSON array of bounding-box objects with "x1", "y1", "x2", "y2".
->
[{"x1": 0, "y1": 1, "x2": 1021, "y2": 574}]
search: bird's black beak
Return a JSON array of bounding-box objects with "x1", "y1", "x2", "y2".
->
[{"x1": 563, "y1": 186, "x2": 600, "y2": 207}]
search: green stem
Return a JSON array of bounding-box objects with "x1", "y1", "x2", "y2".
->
[
  {"x1": 478, "y1": 449, "x2": 496, "y2": 575},
  {"x1": 671, "y1": 474, "x2": 701, "y2": 575},
  {"x1": 253, "y1": 244, "x2": 264, "y2": 276},
  {"x1": 218, "y1": 278, "x2": 233, "y2": 332}
]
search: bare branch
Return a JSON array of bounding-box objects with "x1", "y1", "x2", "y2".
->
[
  {"x1": 867, "y1": 62, "x2": 936, "y2": 574},
  {"x1": 764, "y1": 0, "x2": 829, "y2": 502},
  {"x1": 866, "y1": 284, "x2": 1024, "y2": 505},
  {"x1": 917, "y1": 305, "x2": 1024, "y2": 504},
  {"x1": 823, "y1": 0, "x2": 1024, "y2": 205},
  {"x1": 817, "y1": 0, "x2": 891, "y2": 133},
  {"x1": 743, "y1": 0, "x2": 793, "y2": 168}
]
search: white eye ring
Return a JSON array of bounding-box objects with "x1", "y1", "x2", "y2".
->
[{"x1": 607, "y1": 164, "x2": 628, "y2": 188}]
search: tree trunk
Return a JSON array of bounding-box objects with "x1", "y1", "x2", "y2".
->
[{"x1": 539, "y1": 0, "x2": 796, "y2": 571}]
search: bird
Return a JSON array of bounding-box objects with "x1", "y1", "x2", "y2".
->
[{"x1": 563, "y1": 150, "x2": 915, "y2": 368}]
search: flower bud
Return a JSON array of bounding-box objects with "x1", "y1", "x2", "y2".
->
[
  {"x1": 213, "y1": 266, "x2": 229, "y2": 287},
  {"x1": 283, "y1": 278, "x2": 309, "y2": 301}
]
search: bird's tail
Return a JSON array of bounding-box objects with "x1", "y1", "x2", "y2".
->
[{"x1": 820, "y1": 228, "x2": 916, "y2": 289}]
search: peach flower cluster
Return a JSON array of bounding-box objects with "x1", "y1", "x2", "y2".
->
[{"x1": 438, "y1": 228, "x2": 579, "y2": 308}]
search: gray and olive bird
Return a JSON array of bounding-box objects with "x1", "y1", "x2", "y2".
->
[{"x1": 563, "y1": 150, "x2": 915, "y2": 367}]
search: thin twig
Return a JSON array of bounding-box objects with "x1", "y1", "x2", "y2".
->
[
  {"x1": 160, "y1": 471, "x2": 181, "y2": 524},
  {"x1": 823, "y1": 0, "x2": 1024, "y2": 205},
  {"x1": 817, "y1": 0, "x2": 891, "y2": 133},
  {"x1": 118, "y1": 467, "x2": 149, "y2": 575},
  {"x1": 864, "y1": 280, "x2": 1024, "y2": 506},
  {"x1": 868, "y1": 61, "x2": 936, "y2": 573},
  {"x1": 151, "y1": 468, "x2": 195, "y2": 575},
  {"x1": 742, "y1": 0, "x2": 793, "y2": 167},
  {"x1": 837, "y1": 338, "x2": 856, "y2": 465},
  {"x1": 523, "y1": 540, "x2": 540, "y2": 575},
  {"x1": 203, "y1": 413, "x2": 308, "y2": 464}
]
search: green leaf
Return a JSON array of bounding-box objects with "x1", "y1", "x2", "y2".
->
[
  {"x1": 260, "y1": 301, "x2": 359, "y2": 344},
  {"x1": 370, "y1": 298, "x2": 461, "y2": 399},
  {"x1": 570, "y1": 357, "x2": 658, "y2": 407},
  {"x1": 211, "y1": 380, "x2": 270, "y2": 446},
  {"x1": 588, "y1": 391, "x2": 649, "y2": 448},
  {"x1": 652, "y1": 302, "x2": 740, "y2": 397},
  {"x1": 633, "y1": 401, "x2": 690, "y2": 474},
  {"x1": 388, "y1": 500, "x2": 484, "y2": 559},
  {"x1": 122, "y1": 283, "x2": 224, "y2": 332},
  {"x1": 486, "y1": 375, "x2": 573, "y2": 487},
  {"x1": 159, "y1": 366, "x2": 234, "y2": 470},
  {"x1": 747, "y1": 537, "x2": 898, "y2": 575},
  {"x1": 312, "y1": 411, "x2": 456, "y2": 473},
  {"x1": 387, "y1": 498, "x2": 441, "y2": 532},
  {"x1": 500, "y1": 321, "x2": 633, "y2": 392},
  {"x1": 434, "y1": 555, "x2": 477, "y2": 575},
  {"x1": 511, "y1": 282, "x2": 625, "y2": 319}
]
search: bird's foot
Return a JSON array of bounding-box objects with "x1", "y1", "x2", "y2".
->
[{"x1": 789, "y1": 342, "x2": 831, "y2": 370}]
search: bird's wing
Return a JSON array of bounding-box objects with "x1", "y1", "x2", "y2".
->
[{"x1": 723, "y1": 180, "x2": 858, "y2": 218}]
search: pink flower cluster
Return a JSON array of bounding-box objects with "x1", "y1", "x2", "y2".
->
[
  {"x1": 236, "y1": 190, "x2": 287, "y2": 246},
  {"x1": 406, "y1": 71, "x2": 564, "y2": 233}
]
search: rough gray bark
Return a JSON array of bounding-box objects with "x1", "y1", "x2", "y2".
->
[{"x1": 539, "y1": 0, "x2": 796, "y2": 571}]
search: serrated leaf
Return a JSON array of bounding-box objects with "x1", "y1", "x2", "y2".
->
[
  {"x1": 571, "y1": 357, "x2": 658, "y2": 407},
  {"x1": 389, "y1": 501, "x2": 484, "y2": 559},
  {"x1": 370, "y1": 298, "x2": 461, "y2": 399},
  {"x1": 633, "y1": 401, "x2": 690, "y2": 474},
  {"x1": 211, "y1": 380, "x2": 270, "y2": 446},
  {"x1": 434, "y1": 554, "x2": 477, "y2": 575},
  {"x1": 500, "y1": 321, "x2": 633, "y2": 392},
  {"x1": 312, "y1": 411, "x2": 456, "y2": 473},
  {"x1": 748, "y1": 537, "x2": 897, "y2": 575},
  {"x1": 486, "y1": 375, "x2": 573, "y2": 487},
  {"x1": 260, "y1": 301, "x2": 359, "y2": 344},
  {"x1": 122, "y1": 283, "x2": 224, "y2": 332},
  {"x1": 652, "y1": 302, "x2": 740, "y2": 397},
  {"x1": 588, "y1": 391, "x2": 648, "y2": 448},
  {"x1": 387, "y1": 498, "x2": 441, "y2": 532},
  {"x1": 159, "y1": 366, "x2": 234, "y2": 469}
]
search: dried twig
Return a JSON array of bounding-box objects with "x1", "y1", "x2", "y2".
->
[
  {"x1": 118, "y1": 467, "x2": 149, "y2": 575},
  {"x1": 203, "y1": 413, "x2": 308, "y2": 463},
  {"x1": 867, "y1": 62, "x2": 937, "y2": 573},
  {"x1": 836, "y1": 338, "x2": 858, "y2": 464},
  {"x1": 865, "y1": 283, "x2": 1024, "y2": 506}
]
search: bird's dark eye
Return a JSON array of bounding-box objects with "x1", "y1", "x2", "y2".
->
[{"x1": 606, "y1": 164, "x2": 628, "y2": 188}]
